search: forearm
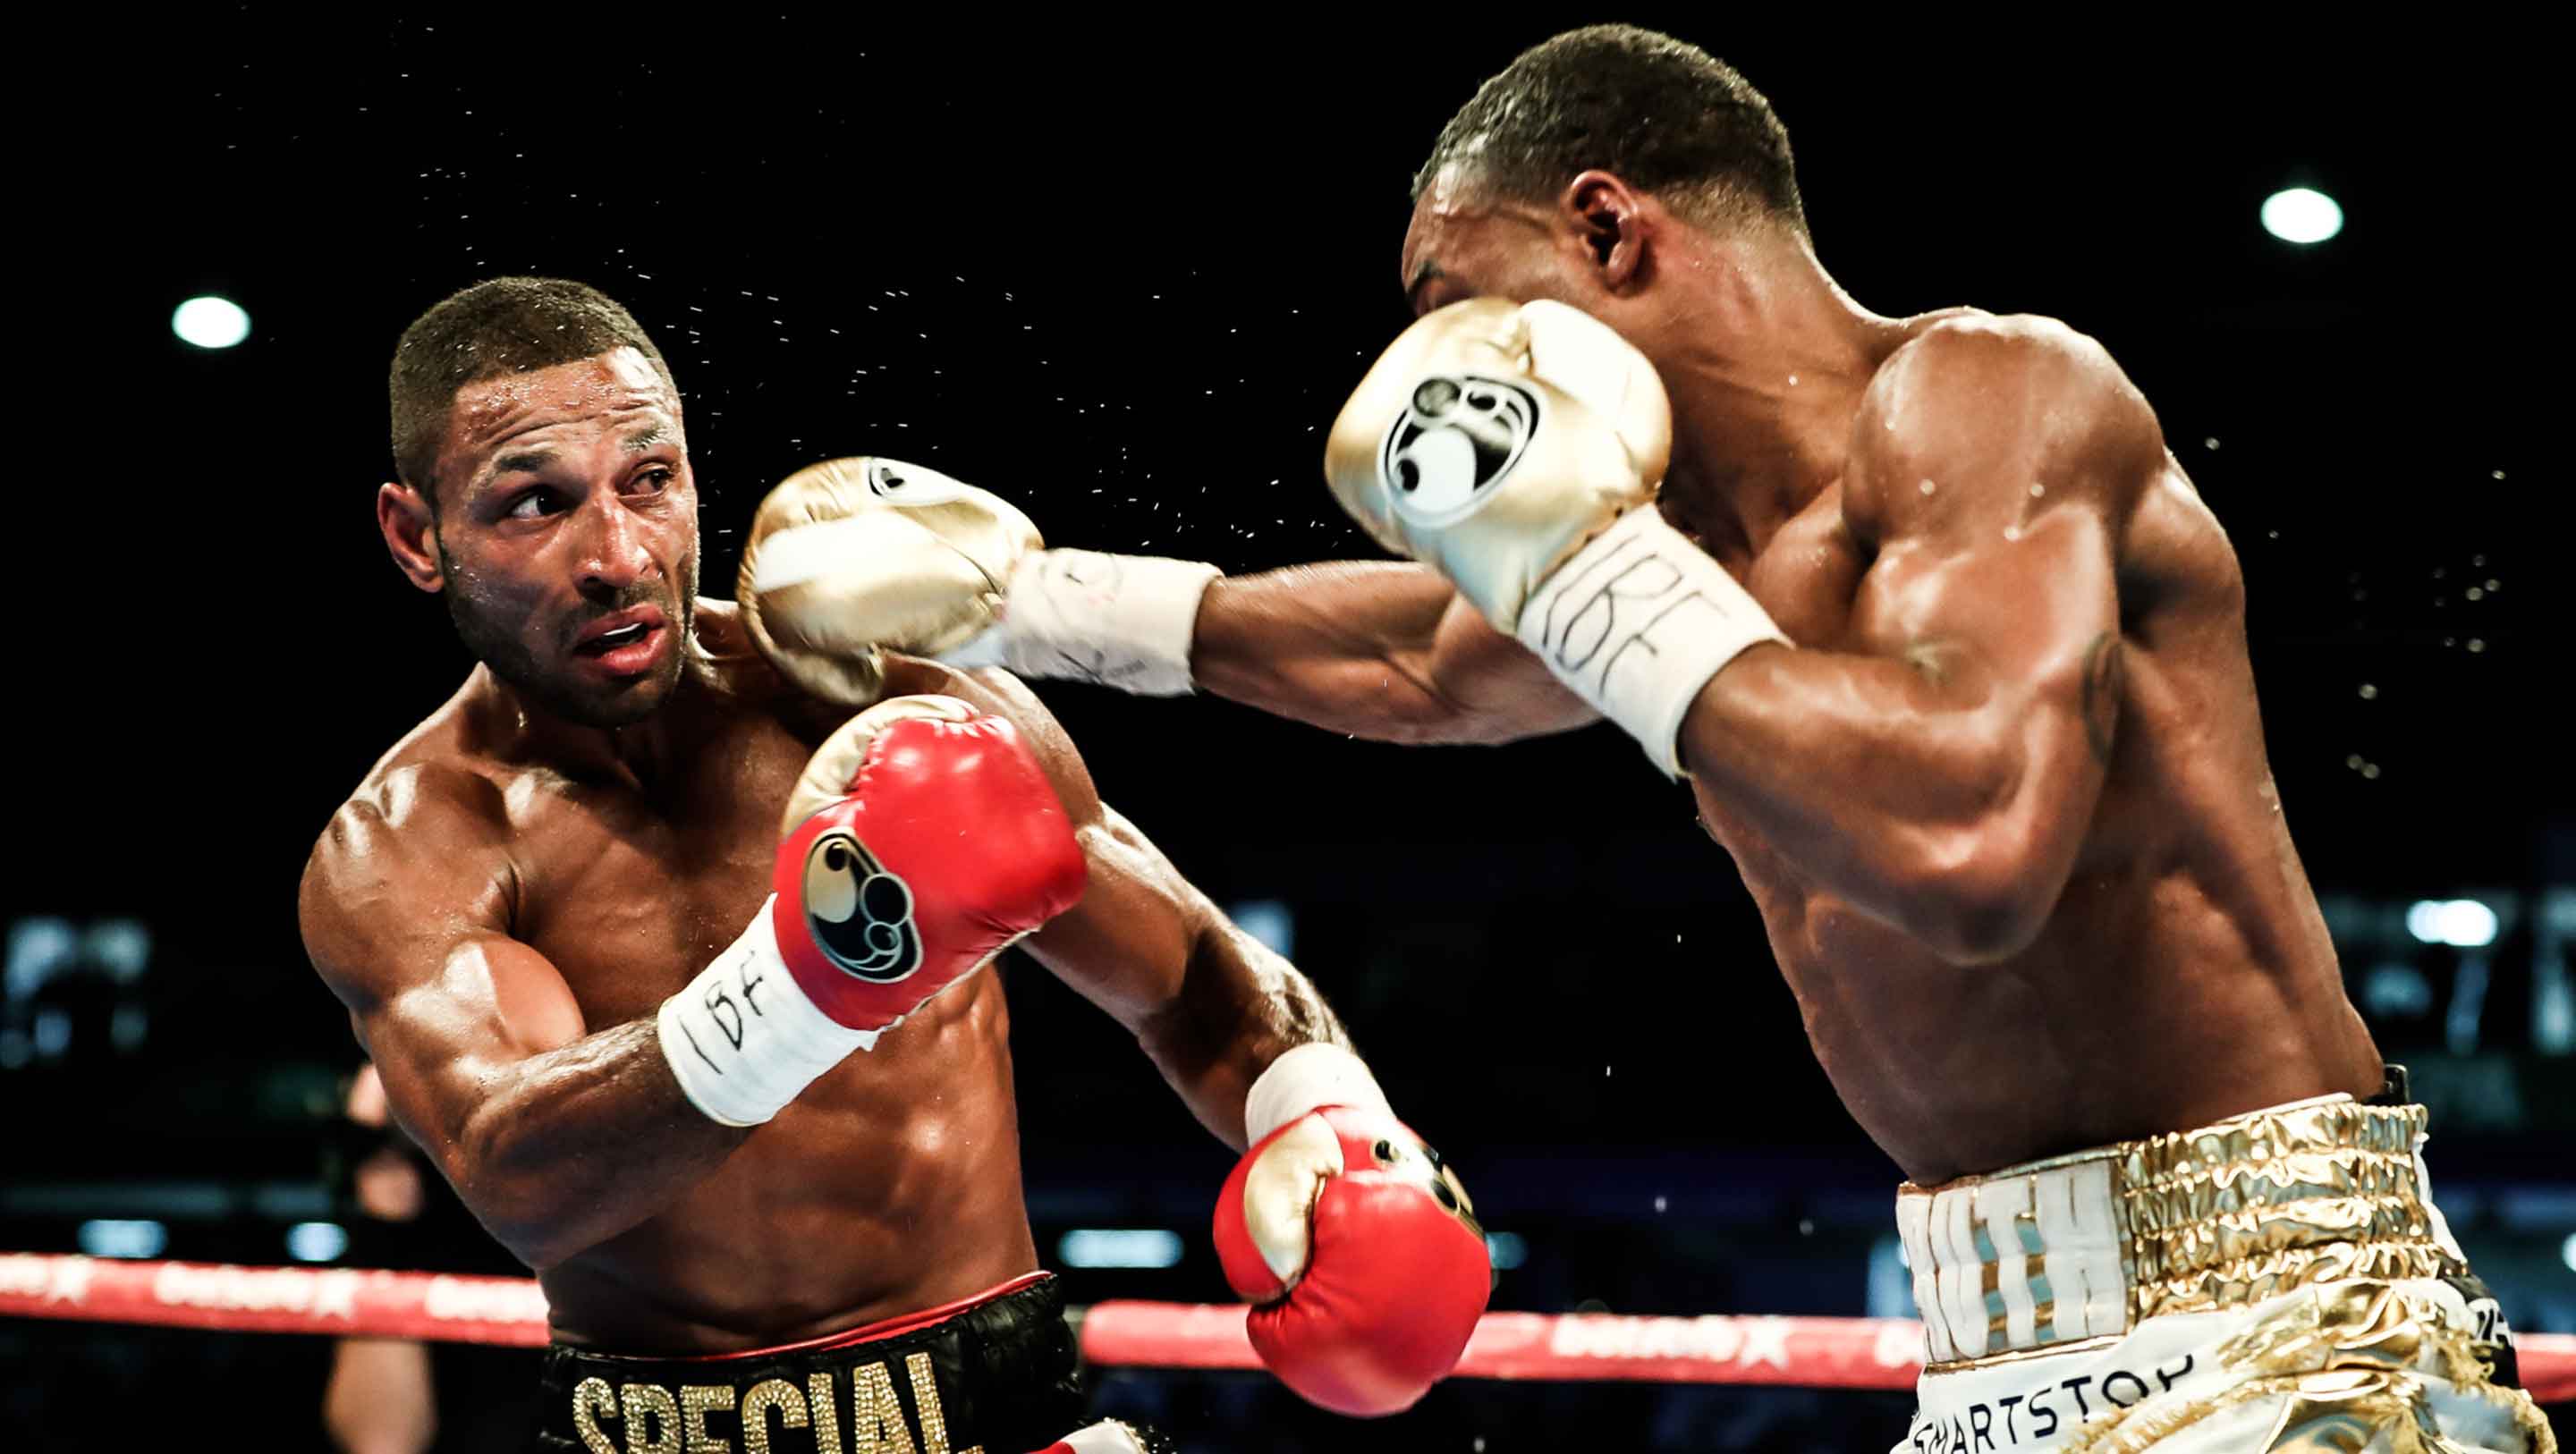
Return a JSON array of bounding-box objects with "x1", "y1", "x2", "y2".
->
[
  {"x1": 448, "y1": 1019, "x2": 749, "y2": 1269},
  {"x1": 1134, "y1": 921, "x2": 1352, "y2": 1150},
  {"x1": 1191, "y1": 562, "x2": 1587, "y2": 744},
  {"x1": 1189, "y1": 563, "x2": 1461, "y2": 739}
]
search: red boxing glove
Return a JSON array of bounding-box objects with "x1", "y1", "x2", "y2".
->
[
  {"x1": 773, "y1": 695, "x2": 1087, "y2": 1032},
  {"x1": 1213, "y1": 1105, "x2": 1490, "y2": 1416}
]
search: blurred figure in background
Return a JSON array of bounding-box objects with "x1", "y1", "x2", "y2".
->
[{"x1": 321, "y1": 1064, "x2": 435, "y2": 1454}]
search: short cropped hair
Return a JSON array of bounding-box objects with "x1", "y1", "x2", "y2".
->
[
  {"x1": 388, "y1": 277, "x2": 675, "y2": 496},
  {"x1": 1415, "y1": 25, "x2": 1805, "y2": 235}
]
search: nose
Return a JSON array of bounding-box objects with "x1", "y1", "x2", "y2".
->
[{"x1": 571, "y1": 490, "x2": 657, "y2": 598}]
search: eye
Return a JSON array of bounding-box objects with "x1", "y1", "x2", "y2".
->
[
  {"x1": 631, "y1": 467, "x2": 675, "y2": 495},
  {"x1": 504, "y1": 489, "x2": 560, "y2": 520}
]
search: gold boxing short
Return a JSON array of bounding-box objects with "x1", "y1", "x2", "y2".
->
[{"x1": 1890, "y1": 1090, "x2": 2555, "y2": 1452}]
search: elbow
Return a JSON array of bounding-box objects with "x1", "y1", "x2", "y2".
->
[
  {"x1": 443, "y1": 1113, "x2": 582, "y2": 1272},
  {"x1": 1893, "y1": 825, "x2": 2063, "y2": 967},
  {"x1": 1928, "y1": 883, "x2": 2054, "y2": 966}
]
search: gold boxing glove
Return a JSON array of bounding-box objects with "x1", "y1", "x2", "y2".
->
[
  {"x1": 739, "y1": 457, "x2": 1216, "y2": 703},
  {"x1": 1325, "y1": 298, "x2": 1671, "y2": 633},
  {"x1": 1325, "y1": 300, "x2": 1785, "y2": 775}
]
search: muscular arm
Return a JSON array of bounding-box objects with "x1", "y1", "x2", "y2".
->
[
  {"x1": 1682, "y1": 319, "x2": 2155, "y2": 963},
  {"x1": 960, "y1": 669, "x2": 1357, "y2": 1149},
  {"x1": 299, "y1": 773, "x2": 749, "y2": 1271},
  {"x1": 1190, "y1": 561, "x2": 1597, "y2": 746}
]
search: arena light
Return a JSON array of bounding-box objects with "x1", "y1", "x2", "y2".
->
[
  {"x1": 77, "y1": 1220, "x2": 166, "y2": 1260},
  {"x1": 2261, "y1": 188, "x2": 2343, "y2": 245},
  {"x1": 2564, "y1": 1231, "x2": 2576, "y2": 1274},
  {"x1": 1228, "y1": 900, "x2": 1294, "y2": 958},
  {"x1": 1057, "y1": 1229, "x2": 1183, "y2": 1269},
  {"x1": 1486, "y1": 1231, "x2": 1528, "y2": 1271},
  {"x1": 2406, "y1": 899, "x2": 2499, "y2": 948},
  {"x1": 171, "y1": 295, "x2": 251, "y2": 350},
  {"x1": 286, "y1": 1222, "x2": 350, "y2": 1264}
]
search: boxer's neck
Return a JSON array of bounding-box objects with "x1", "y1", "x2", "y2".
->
[{"x1": 1634, "y1": 228, "x2": 1911, "y2": 568}]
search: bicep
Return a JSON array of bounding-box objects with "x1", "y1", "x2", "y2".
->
[
  {"x1": 1844, "y1": 317, "x2": 2155, "y2": 748},
  {"x1": 1021, "y1": 806, "x2": 1209, "y2": 1028},
  {"x1": 936, "y1": 666, "x2": 1210, "y2": 1021},
  {"x1": 1855, "y1": 509, "x2": 2121, "y2": 714},
  {"x1": 1827, "y1": 359, "x2": 2169, "y2": 909},
  {"x1": 355, "y1": 934, "x2": 589, "y2": 1157},
  {"x1": 302, "y1": 803, "x2": 587, "y2": 1161}
]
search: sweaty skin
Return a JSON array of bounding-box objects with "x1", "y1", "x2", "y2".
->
[
  {"x1": 1191, "y1": 183, "x2": 2380, "y2": 1187},
  {"x1": 304, "y1": 355, "x2": 1343, "y2": 1352}
]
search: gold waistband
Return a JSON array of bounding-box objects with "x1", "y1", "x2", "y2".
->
[
  {"x1": 1899, "y1": 1095, "x2": 2454, "y2": 1365},
  {"x1": 2111, "y1": 1096, "x2": 2441, "y2": 1322}
]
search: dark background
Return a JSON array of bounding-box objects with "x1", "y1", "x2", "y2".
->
[{"x1": 9, "y1": 13, "x2": 2566, "y2": 1450}]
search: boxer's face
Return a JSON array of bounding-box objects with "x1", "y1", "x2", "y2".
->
[{"x1": 396, "y1": 348, "x2": 700, "y2": 728}]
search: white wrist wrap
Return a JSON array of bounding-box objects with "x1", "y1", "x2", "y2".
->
[
  {"x1": 1244, "y1": 1042, "x2": 1394, "y2": 1145},
  {"x1": 657, "y1": 898, "x2": 878, "y2": 1129},
  {"x1": 940, "y1": 549, "x2": 1217, "y2": 696},
  {"x1": 1513, "y1": 507, "x2": 1789, "y2": 777}
]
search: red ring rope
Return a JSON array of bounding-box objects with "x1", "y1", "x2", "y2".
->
[{"x1": 4, "y1": 1255, "x2": 2568, "y2": 1403}]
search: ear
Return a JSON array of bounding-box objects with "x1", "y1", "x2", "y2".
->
[
  {"x1": 1563, "y1": 171, "x2": 1650, "y2": 292},
  {"x1": 377, "y1": 481, "x2": 445, "y2": 593}
]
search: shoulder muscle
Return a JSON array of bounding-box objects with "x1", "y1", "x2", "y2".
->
[
  {"x1": 299, "y1": 764, "x2": 517, "y2": 1012},
  {"x1": 1847, "y1": 314, "x2": 2163, "y2": 547}
]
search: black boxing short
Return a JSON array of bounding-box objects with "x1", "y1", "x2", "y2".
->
[{"x1": 532, "y1": 1272, "x2": 1153, "y2": 1454}]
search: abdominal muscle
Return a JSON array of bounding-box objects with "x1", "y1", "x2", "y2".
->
[{"x1": 538, "y1": 975, "x2": 1043, "y2": 1355}]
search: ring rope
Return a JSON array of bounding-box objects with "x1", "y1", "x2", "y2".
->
[{"x1": 4, "y1": 1255, "x2": 2568, "y2": 1403}]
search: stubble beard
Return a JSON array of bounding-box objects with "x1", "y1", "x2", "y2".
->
[{"x1": 437, "y1": 537, "x2": 699, "y2": 730}]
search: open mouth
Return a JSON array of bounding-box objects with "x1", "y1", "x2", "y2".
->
[
  {"x1": 571, "y1": 608, "x2": 672, "y2": 676},
  {"x1": 576, "y1": 621, "x2": 654, "y2": 656}
]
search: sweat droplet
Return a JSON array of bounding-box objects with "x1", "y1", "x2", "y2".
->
[
  {"x1": 1919, "y1": 478, "x2": 1937, "y2": 496},
  {"x1": 2029, "y1": 483, "x2": 2046, "y2": 497}
]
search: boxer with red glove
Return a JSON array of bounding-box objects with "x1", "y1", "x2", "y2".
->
[
  {"x1": 657, "y1": 695, "x2": 1086, "y2": 1127},
  {"x1": 1213, "y1": 1043, "x2": 1490, "y2": 1416},
  {"x1": 318, "y1": 280, "x2": 1496, "y2": 1454}
]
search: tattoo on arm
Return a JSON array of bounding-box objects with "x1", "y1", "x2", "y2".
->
[{"x1": 2080, "y1": 631, "x2": 2123, "y2": 765}]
